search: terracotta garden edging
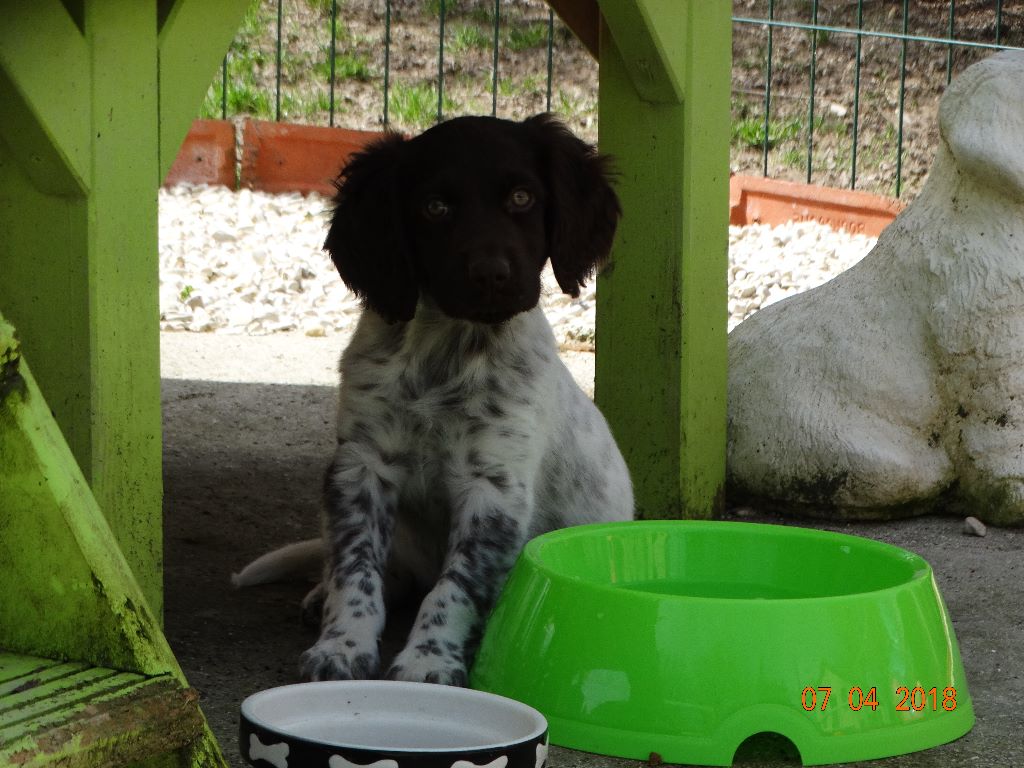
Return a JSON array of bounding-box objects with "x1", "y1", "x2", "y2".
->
[
  {"x1": 163, "y1": 119, "x2": 386, "y2": 196},
  {"x1": 164, "y1": 119, "x2": 237, "y2": 188},
  {"x1": 165, "y1": 119, "x2": 905, "y2": 234},
  {"x1": 729, "y1": 174, "x2": 904, "y2": 236},
  {"x1": 239, "y1": 121, "x2": 385, "y2": 196}
]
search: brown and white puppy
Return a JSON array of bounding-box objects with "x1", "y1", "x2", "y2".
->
[{"x1": 235, "y1": 114, "x2": 634, "y2": 685}]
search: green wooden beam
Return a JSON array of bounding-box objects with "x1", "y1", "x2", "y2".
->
[
  {"x1": 0, "y1": 0, "x2": 91, "y2": 195},
  {"x1": 595, "y1": 1, "x2": 731, "y2": 519},
  {"x1": 85, "y1": 0, "x2": 165, "y2": 614},
  {"x1": 0, "y1": 0, "x2": 250, "y2": 620},
  {"x1": 0, "y1": 3, "x2": 249, "y2": 763},
  {"x1": 157, "y1": 0, "x2": 252, "y2": 181},
  {"x1": 0, "y1": 0, "x2": 164, "y2": 614},
  {"x1": 0, "y1": 152, "x2": 93, "y2": 476}
]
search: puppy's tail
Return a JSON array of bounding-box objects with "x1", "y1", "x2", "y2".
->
[{"x1": 231, "y1": 538, "x2": 326, "y2": 587}]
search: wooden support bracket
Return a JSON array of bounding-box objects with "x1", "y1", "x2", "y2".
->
[
  {"x1": 598, "y1": 0, "x2": 685, "y2": 103},
  {"x1": 158, "y1": 0, "x2": 253, "y2": 181},
  {"x1": 0, "y1": 314, "x2": 228, "y2": 767},
  {"x1": 0, "y1": 1, "x2": 91, "y2": 195}
]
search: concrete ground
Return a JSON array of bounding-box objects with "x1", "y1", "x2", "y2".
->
[{"x1": 160, "y1": 331, "x2": 1022, "y2": 768}]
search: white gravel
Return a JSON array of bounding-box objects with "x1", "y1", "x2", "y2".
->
[{"x1": 158, "y1": 184, "x2": 877, "y2": 344}]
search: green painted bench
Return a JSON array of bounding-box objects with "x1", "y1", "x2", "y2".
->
[{"x1": 0, "y1": 655, "x2": 204, "y2": 767}]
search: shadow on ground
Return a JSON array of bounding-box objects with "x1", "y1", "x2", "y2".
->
[
  {"x1": 162, "y1": 377, "x2": 1023, "y2": 768},
  {"x1": 162, "y1": 378, "x2": 329, "y2": 765}
]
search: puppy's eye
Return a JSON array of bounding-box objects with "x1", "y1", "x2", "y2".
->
[
  {"x1": 423, "y1": 197, "x2": 450, "y2": 220},
  {"x1": 507, "y1": 188, "x2": 534, "y2": 212}
]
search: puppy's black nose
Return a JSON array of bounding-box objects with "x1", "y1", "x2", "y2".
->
[{"x1": 468, "y1": 258, "x2": 511, "y2": 292}]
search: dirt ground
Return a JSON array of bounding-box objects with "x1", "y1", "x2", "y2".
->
[{"x1": 160, "y1": 332, "x2": 1023, "y2": 768}]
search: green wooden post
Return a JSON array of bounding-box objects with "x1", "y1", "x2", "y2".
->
[
  {"x1": 0, "y1": 0, "x2": 248, "y2": 617},
  {"x1": 595, "y1": 1, "x2": 731, "y2": 519}
]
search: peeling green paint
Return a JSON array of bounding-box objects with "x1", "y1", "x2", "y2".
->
[{"x1": 0, "y1": 321, "x2": 26, "y2": 404}]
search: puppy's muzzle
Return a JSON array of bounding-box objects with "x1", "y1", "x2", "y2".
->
[{"x1": 468, "y1": 256, "x2": 512, "y2": 294}]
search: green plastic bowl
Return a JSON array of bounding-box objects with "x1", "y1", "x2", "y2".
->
[{"x1": 471, "y1": 521, "x2": 973, "y2": 766}]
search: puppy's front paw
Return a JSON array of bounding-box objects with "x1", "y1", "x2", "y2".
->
[
  {"x1": 300, "y1": 638, "x2": 379, "y2": 681},
  {"x1": 385, "y1": 644, "x2": 468, "y2": 686}
]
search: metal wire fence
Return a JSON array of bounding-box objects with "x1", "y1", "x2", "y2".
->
[
  {"x1": 202, "y1": 0, "x2": 1023, "y2": 198},
  {"x1": 203, "y1": 0, "x2": 586, "y2": 137},
  {"x1": 733, "y1": 0, "x2": 1024, "y2": 197}
]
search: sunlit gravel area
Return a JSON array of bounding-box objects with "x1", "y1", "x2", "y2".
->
[{"x1": 158, "y1": 184, "x2": 877, "y2": 343}]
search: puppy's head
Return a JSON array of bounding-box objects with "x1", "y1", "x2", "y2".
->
[{"x1": 324, "y1": 115, "x2": 620, "y2": 324}]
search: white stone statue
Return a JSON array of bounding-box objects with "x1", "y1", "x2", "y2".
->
[{"x1": 727, "y1": 50, "x2": 1024, "y2": 525}]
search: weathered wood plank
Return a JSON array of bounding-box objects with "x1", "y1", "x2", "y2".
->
[
  {"x1": 0, "y1": 324, "x2": 171, "y2": 675},
  {"x1": 1, "y1": 314, "x2": 230, "y2": 768},
  {"x1": 0, "y1": 659, "x2": 87, "y2": 689},
  {"x1": 0, "y1": 670, "x2": 140, "y2": 729},
  {"x1": 0, "y1": 656, "x2": 204, "y2": 768}
]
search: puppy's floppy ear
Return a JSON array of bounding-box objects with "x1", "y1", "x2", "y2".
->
[
  {"x1": 324, "y1": 133, "x2": 419, "y2": 322},
  {"x1": 524, "y1": 114, "x2": 621, "y2": 297}
]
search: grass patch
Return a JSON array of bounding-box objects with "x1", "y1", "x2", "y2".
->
[
  {"x1": 228, "y1": 83, "x2": 273, "y2": 118},
  {"x1": 556, "y1": 89, "x2": 591, "y2": 118},
  {"x1": 427, "y1": 0, "x2": 455, "y2": 17},
  {"x1": 781, "y1": 147, "x2": 805, "y2": 169},
  {"x1": 449, "y1": 23, "x2": 493, "y2": 54},
  {"x1": 497, "y1": 74, "x2": 543, "y2": 99},
  {"x1": 202, "y1": 56, "x2": 273, "y2": 120},
  {"x1": 389, "y1": 82, "x2": 459, "y2": 129},
  {"x1": 238, "y1": 0, "x2": 268, "y2": 42},
  {"x1": 305, "y1": 0, "x2": 339, "y2": 14},
  {"x1": 468, "y1": 5, "x2": 495, "y2": 25},
  {"x1": 505, "y1": 23, "x2": 548, "y2": 51},
  {"x1": 315, "y1": 51, "x2": 373, "y2": 82},
  {"x1": 497, "y1": 78, "x2": 518, "y2": 98},
  {"x1": 732, "y1": 116, "x2": 802, "y2": 149},
  {"x1": 552, "y1": 88, "x2": 595, "y2": 127}
]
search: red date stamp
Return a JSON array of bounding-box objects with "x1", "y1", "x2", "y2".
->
[{"x1": 801, "y1": 686, "x2": 958, "y2": 712}]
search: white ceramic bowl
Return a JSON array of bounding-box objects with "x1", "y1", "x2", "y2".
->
[{"x1": 240, "y1": 680, "x2": 548, "y2": 768}]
